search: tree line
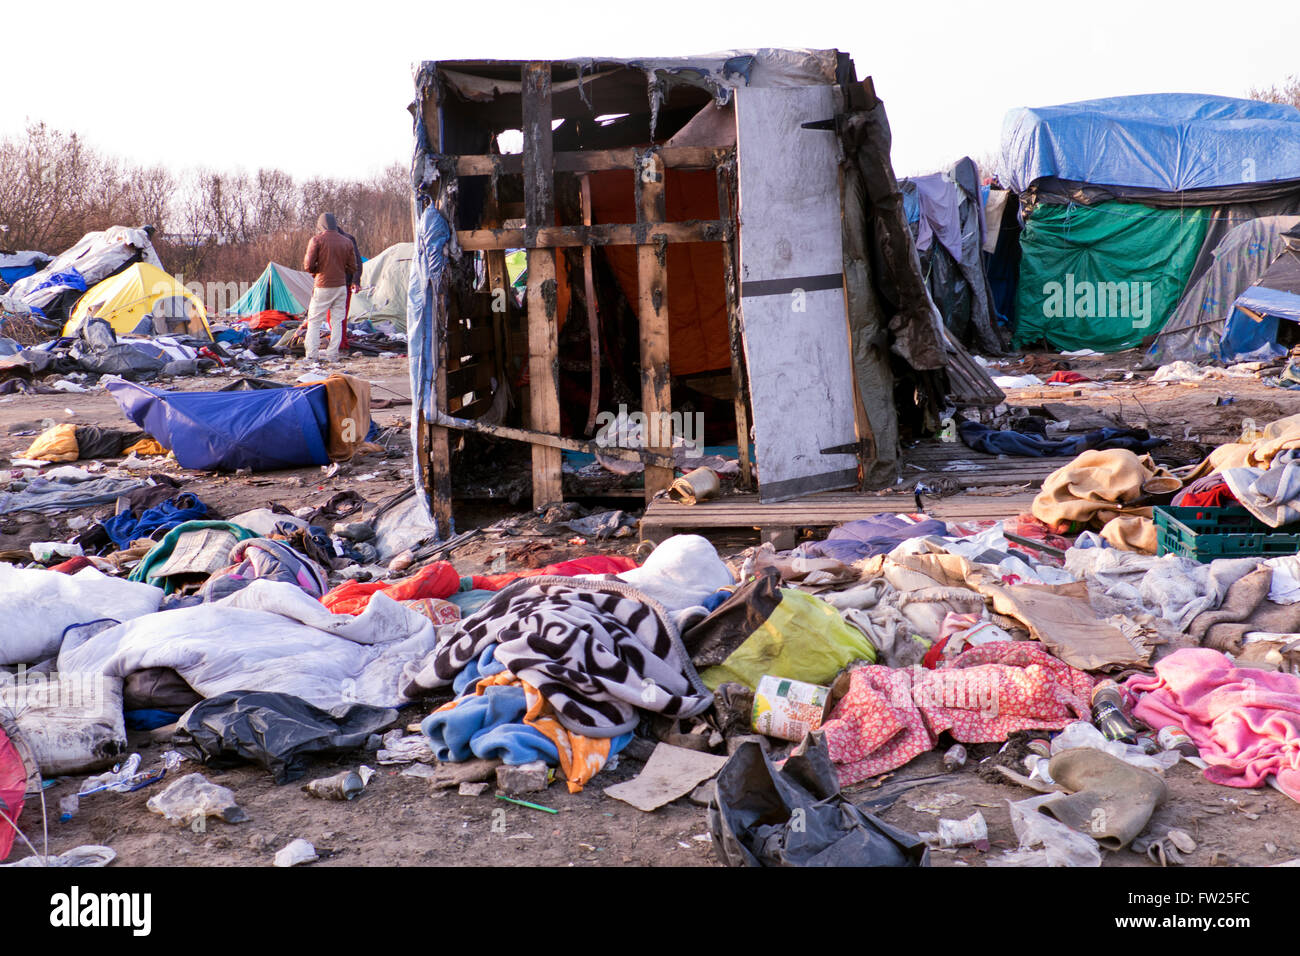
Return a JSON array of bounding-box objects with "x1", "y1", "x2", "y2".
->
[{"x1": 0, "y1": 122, "x2": 411, "y2": 284}]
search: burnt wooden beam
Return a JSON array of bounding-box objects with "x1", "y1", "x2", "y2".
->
[
  {"x1": 522, "y1": 61, "x2": 564, "y2": 509},
  {"x1": 579, "y1": 173, "x2": 601, "y2": 436},
  {"x1": 454, "y1": 146, "x2": 731, "y2": 177},
  {"x1": 431, "y1": 411, "x2": 677, "y2": 469},
  {"x1": 418, "y1": 80, "x2": 454, "y2": 536},
  {"x1": 456, "y1": 220, "x2": 731, "y2": 251},
  {"x1": 636, "y1": 148, "x2": 674, "y2": 500},
  {"x1": 716, "y1": 161, "x2": 753, "y2": 490}
]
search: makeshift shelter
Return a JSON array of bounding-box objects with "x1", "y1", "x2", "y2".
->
[
  {"x1": 0, "y1": 251, "x2": 50, "y2": 287},
  {"x1": 998, "y1": 94, "x2": 1300, "y2": 352},
  {"x1": 1145, "y1": 216, "x2": 1300, "y2": 366},
  {"x1": 227, "y1": 262, "x2": 316, "y2": 317},
  {"x1": 348, "y1": 242, "x2": 413, "y2": 331},
  {"x1": 1220, "y1": 224, "x2": 1300, "y2": 362},
  {"x1": 64, "y1": 262, "x2": 211, "y2": 340},
  {"x1": 901, "y1": 156, "x2": 1004, "y2": 353},
  {"x1": 5, "y1": 226, "x2": 163, "y2": 326},
  {"x1": 408, "y1": 52, "x2": 1001, "y2": 533}
]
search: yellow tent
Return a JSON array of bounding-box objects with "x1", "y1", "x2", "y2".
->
[{"x1": 64, "y1": 262, "x2": 211, "y2": 339}]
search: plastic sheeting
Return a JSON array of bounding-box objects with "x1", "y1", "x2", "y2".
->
[
  {"x1": 999, "y1": 94, "x2": 1300, "y2": 195},
  {"x1": 709, "y1": 735, "x2": 929, "y2": 867},
  {"x1": 175, "y1": 691, "x2": 397, "y2": 783},
  {"x1": 106, "y1": 378, "x2": 332, "y2": 471},
  {"x1": 1145, "y1": 216, "x2": 1300, "y2": 365},
  {"x1": 58, "y1": 580, "x2": 440, "y2": 710},
  {"x1": 1014, "y1": 202, "x2": 1210, "y2": 352},
  {"x1": 1221, "y1": 239, "x2": 1300, "y2": 361},
  {"x1": 6, "y1": 226, "x2": 162, "y2": 320},
  {"x1": 406, "y1": 205, "x2": 452, "y2": 526}
]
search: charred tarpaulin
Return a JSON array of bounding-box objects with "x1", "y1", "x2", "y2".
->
[{"x1": 406, "y1": 51, "x2": 1000, "y2": 533}]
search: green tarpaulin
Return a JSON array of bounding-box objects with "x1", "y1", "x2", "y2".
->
[{"x1": 1014, "y1": 202, "x2": 1211, "y2": 352}]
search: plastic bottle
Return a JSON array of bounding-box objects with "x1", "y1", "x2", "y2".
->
[
  {"x1": 58, "y1": 794, "x2": 79, "y2": 822},
  {"x1": 1090, "y1": 680, "x2": 1138, "y2": 743}
]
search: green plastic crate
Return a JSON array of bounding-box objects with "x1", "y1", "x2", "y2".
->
[{"x1": 1154, "y1": 505, "x2": 1300, "y2": 563}]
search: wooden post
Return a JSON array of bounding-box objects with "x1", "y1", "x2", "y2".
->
[
  {"x1": 636, "y1": 148, "x2": 673, "y2": 500},
  {"x1": 419, "y1": 82, "x2": 455, "y2": 535},
  {"x1": 522, "y1": 61, "x2": 564, "y2": 509},
  {"x1": 580, "y1": 174, "x2": 601, "y2": 436},
  {"x1": 716, "y1": 162, "x2": 753, "y2": 490}
]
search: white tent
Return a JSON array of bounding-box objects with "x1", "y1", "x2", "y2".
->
[{"x1": 348, "y1": 242, "x2": 413, "y2": 331}]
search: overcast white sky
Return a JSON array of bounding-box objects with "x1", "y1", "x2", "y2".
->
[{"x1": 4, "y1": 0, "x2": 1298, "y2": 181}]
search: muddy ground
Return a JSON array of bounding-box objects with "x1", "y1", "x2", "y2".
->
[{"x1": 6, "y1": 347, "x2": 1300, "y2": 867}]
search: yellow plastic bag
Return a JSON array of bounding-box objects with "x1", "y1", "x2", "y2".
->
[
  {"x1": 701, "y1": 588, "x2": 877, "y2": 691},
  {"x1": 21, "y1": 423, "x2": 79, "y2": 462}
]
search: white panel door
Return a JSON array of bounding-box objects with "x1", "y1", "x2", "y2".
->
[{"x1": 735, "y1": 85, "x2": 858, "y2": 502}]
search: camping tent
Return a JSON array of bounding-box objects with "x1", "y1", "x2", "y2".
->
[
  {"x1": 1220, "y1": 225, "x2": 1300, "y2": 362},
  {"x1": 64, "y1": 262, "x2": 211, "y2": 339},
  {"x1": 5, "y1": 226, "x2": 162, "y2": 326},
  {"x1": 347, "y1": 242, "x2": 413, "y2": 331},
  {"x1": 1145, "y1": 216, "x2": 1300, "y2": 365},
  {"x1": 227, "y1": 262, "x2": 316, "y2": 317},
  {"x1": 999, "y1": 94, "x2": 1300, "y2": 352}
]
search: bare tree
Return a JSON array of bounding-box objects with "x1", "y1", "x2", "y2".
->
[{"x1": 1248, "y1": 75, "x2": 1300, "y2": 111}]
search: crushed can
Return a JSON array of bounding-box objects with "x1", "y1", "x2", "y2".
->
[{"x1": 303, "y1": 770, "x2": 364, "y2": 801}]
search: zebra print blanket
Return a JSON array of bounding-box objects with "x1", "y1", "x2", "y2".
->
[{"x1": 401, "y1": 577, "x2": 713, "y2": 736}]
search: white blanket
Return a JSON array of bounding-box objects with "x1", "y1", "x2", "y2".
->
[{"x1": 58, "y1": 580, "x2": 438, "y2": 709}]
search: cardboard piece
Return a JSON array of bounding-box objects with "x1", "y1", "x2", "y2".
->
[{"x1": 604, "y1": 742, "x2": 728, "y2": 812}]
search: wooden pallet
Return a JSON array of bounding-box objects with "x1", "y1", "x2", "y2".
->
[{"x1": 640, "y1": 491, "x2": 1041, "y2": 545}]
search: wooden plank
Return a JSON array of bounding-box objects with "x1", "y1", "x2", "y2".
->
[
  {"x1": 639, "y1": 492, "x2": 1041, "y2": 542},
  {"x1": 446, "y1": 360, "x2": 495, "y2": 398},
  {"x1": 447, "y1": 324, "x2": 495, "y2": 357},
  {"x1": 716, "y1": 161, "x2": 752, "y2": 491},
  {"x1": 454, "y1": 146, "x2": 730, "y2": 177},
  {"x1": 637, "y1": 149, "x2": 674, "y2": 501},
  {"x1": 431, "y1": 411, "x2": 676, "y2": 468},
  {"x1": 580, "y1": 174, "x2": 601, "y2": 435},
  {"x1": 456, "y1": 220, "x2": 731, "y2": 251},
  {"x1": 522, "y1": 61, "x2": 563, "y2": 509}
]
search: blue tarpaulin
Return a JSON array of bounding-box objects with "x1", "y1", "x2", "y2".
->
[
  {"x1": 999, "y1": 94, "x2": 1300, "y2": 194},
  {"x1": 106, "y1": 379, "x2": 332, "y2": 471}
]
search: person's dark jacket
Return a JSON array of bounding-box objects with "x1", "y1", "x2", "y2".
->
[{"x1": 304, "y1": 230, "x2": 359, "y2": 289}]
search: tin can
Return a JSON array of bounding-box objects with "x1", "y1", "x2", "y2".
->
[
  {"x1": 1157, "y1": 725, "x2": 1198, "y2": 758},
  {"x1": 752, "y1": 675, "x2": 831, "y2": 743},
  {"x1": 303, "y1": 770, "x2": 364, "y2": 801}
]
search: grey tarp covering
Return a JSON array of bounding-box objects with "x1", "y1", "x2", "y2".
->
[
  {"x1": 708, "y1": 734, "x2": 930, "y2": 867},
  {"x1": 901, "y1": 157, "x2": 1005, "y2": 355},
  {"x1": 175, "y1": 691, "x2": 397, "y2": 783},
  {"x1": 7, "y1": 226, "x2": 162, "y2": 322},
  {"x1": 1145, "y1": 215, "x2": 1300, "y2": 366}
]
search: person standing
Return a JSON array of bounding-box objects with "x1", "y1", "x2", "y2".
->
[
  {"x1": 302, "y1": 212, "x2": 359, "y2": 362},
  {"x1": 336, "y1": 221, "x2": 362, "y2": 352}
]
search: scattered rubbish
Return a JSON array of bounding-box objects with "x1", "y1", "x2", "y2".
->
[
  {"x1": 920, "y1": 811, "x2": 988, "y2": 849},
  {"x1": 273, "y1": 839, "x2": 319, "y2": 868},
  {"x1": 496, "y1": 794, "x2": 558, "y2": 814},
  {"x1": 146, "y1": 773, "x2": 249, "y2": 825},
  {"x1": 303, "y1": 770, "x2": 365, "y2": 801},
  {"x1": 604, "y1": 744, "x2": 727, "y2": 812}
]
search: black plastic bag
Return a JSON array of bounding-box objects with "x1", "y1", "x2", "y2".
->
[
  {"x1": 709, "y1": 733, "x2": 929, "y2": 867},
  {"x1": 174, "y1": 691, "x2": 398, "y2": 783}
]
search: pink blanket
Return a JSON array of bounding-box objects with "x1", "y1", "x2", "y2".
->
[
  {"x1": 822, "y1": 641, "x2": 1093, "y2": 786},
  {"x1": 1127, "y1": 648, "x2": 1300, "y2": 801}
]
